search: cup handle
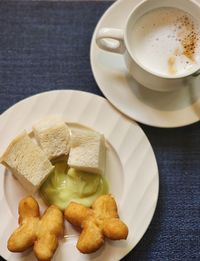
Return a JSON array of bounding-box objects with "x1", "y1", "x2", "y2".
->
[
  {"x1": 192, "y1": 69, "x2": 200, "y2": 77},
  {"x1": 96, "y1": 28, "x2": 126, "y2": 54}
]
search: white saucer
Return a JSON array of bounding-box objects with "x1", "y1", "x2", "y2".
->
[{"x1": 90, "y1": 0, "x2": 200, "y2": 128}]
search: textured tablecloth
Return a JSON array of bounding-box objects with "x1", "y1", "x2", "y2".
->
[{"x1": 0, "y1": 1, "x2": 199, "y2": 261}]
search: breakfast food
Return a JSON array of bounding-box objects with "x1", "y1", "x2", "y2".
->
[
  {"x1": 68, "y1": 127, "x2": 106, "y2": 175},
  {"x1": 0, "y1": 131, "x2": 54, "y2": 193},
  {"x1": 1, "y1": 115, "x2": 124, "y2": 258},
  {"x1": 40, "y1": 162, "x2": 108, "y2": 210},
  {"x1": 64, "y1": 194, "x2": 128, "y2": 253},
  {"x1": 33, "y1": 115, "x2": 70, "y2": 160},
  {"x1": 7, "y1": 196, "x2": 64, "y2": 261}
]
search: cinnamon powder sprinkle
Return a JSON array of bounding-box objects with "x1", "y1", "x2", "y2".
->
[
  {"x1": 182, "y1": 31, "x2": 198, "y2": 60},
  {"x1": 177, "y1": 15, "x2": 199, "y2": 61},
  {"x1": 168, "y1": 55, "x2": 176, "y2": 74}
]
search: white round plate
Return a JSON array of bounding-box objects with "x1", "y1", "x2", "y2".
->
[
  {"x1": 90, "y1": 0, "x2": 200, "y2": 128},
  {"x1": 0, "y1": 90, "x2": 158, "y2": 261}
]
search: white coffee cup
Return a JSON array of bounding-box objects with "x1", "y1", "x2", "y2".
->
[{"x1": 96, "y1": 0, "x2": 200, "y2": 92}]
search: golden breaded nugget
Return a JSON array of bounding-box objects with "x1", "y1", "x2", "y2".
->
[
  {"x1": 64, "y1": 194, "x2": 128, "y2": 253},
  {"x1": 7, "y1": 196, "x2": 64, "y2": 261}
]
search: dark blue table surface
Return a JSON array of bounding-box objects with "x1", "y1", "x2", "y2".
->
[{"x1": 0, "y1": 1, "x2": 199, "y2": 261}]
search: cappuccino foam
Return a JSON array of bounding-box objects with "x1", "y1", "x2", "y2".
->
[{"x1": 130, "y1": 7, "x2": 200, "y2": 76}]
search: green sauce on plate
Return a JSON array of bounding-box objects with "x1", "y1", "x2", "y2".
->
[{"x1": 40, "y1": 162, "x2": 109, "y2": 210}]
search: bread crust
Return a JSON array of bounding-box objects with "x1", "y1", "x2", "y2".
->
[{"x1": 0, "y1": 131, "x2": 54, "y2": 193}]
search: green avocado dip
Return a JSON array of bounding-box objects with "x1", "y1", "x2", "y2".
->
[{"x1": 40, "y1": 162, "x2": 109, "y2": 210}]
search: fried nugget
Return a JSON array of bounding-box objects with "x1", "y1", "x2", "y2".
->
[
  {"x1": 7, "y1": 196, "x2": 64, "y2": 261},
  {"x1": 64, "y1": 194, "x2": 128, "y2": 254}
]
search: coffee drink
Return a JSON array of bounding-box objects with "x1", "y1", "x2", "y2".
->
[{"x1": 130, "y1": 7, "x2": 200, "y2": 76}]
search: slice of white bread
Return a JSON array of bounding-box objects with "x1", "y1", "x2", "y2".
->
[
  {"x1": 68, "y1": 128, "x2": 106, "y2": 175},
  {"x1": 32, "y1": 115, "x2": 70, "y2": 160},
  {"x1": 0, "y1": 131, "x2": 54, "y2": 193}
]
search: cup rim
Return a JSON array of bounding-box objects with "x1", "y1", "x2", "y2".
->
[{"x1": 124, "y1": 0, "x2": 200, "y2": 80}]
